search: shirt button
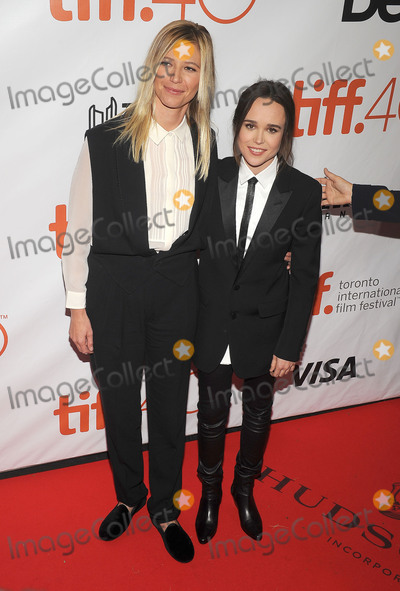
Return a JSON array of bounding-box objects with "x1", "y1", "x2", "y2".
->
[{"x1": 231, "y1": 312, "x2": 237, "y2": 319}]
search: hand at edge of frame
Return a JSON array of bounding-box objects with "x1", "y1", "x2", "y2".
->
[{"x1": 316, "y1": 168, "x2": 353, "y2": 207}]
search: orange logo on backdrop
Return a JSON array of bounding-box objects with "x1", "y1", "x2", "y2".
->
[
  {"x1": 0, "y1": 323, "x2": 8, "y2": 357},
  {"x1": 49, "y1": 0, "x2": 256, "y2": 23},
  {"x1": 312, "y1": 272, "x2": 334, "y2": 315},
  {"x1": 294, "y1": 76, "x2": 400, "y2": 136},
  {"x1": 294, "y1": 79, "x2": 366, "y2": 137},
  {"x1": 54, "y1": 391, "x2": 197, "y2": 434},
  {"x1": 54, "y1": 391, "x2": 105, "y2": 435},
  {"x1": 49, "y1": 204, "x2": 68, "y2": 259}
]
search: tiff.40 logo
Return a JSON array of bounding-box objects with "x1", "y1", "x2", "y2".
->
[
  {"x1": 294, "y1": 77, "x2": 400, "y2": 137},
  {"x1": 49, "y1": 0, "x2": 256, "y2": 23}
]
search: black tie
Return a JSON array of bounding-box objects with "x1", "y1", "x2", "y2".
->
[{"x1": 237, "y1": 177, "x2": 257, "y2": 265}]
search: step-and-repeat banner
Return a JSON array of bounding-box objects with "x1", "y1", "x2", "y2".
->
[{"x1": 1, "y1": 0, "x2": 399, "y2": 473}]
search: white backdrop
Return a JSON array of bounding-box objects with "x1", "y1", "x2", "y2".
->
[{"x1": 1, "y1": 0, "x2": 399, "y2": 473}]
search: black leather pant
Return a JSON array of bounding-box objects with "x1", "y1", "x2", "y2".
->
[{"x1": 197, "y1": 365, "x2": 275, "y2": 486}]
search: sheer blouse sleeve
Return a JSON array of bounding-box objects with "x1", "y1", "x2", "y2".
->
[{"x1": 61, "y1": 139, "x2": 92, "y2": 309}]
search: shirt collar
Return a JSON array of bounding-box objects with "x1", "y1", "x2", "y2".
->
[
  {"x1": 238, "y1": 156, "x2": 278, "y2": 190},
  {"x1": 148, "y1": 116, "x2": 189, "y2": 145}
]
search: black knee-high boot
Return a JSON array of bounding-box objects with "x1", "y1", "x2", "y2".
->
[
  {"x1": 196, "y1": 366, "x2": 232, "y2": 544},
  {"x1": 231, "y1": 378, "x2": 273, "y2": 541},
  {"x1": 195, "y1": 416, "x2": 226, "y2": 543}
]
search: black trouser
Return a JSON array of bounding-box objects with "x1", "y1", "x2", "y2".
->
[
  {"x1": 89, "y1": 258, "x2": 198, "y2": 524},
  {"x1": 197, "y1": 365, "x2": 275, "y2": 483}
]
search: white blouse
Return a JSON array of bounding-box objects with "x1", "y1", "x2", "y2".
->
[{"x1": 62, "y1": 117, "x2": 195, "y2": 309}]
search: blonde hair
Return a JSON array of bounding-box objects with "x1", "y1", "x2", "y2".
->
[{"x1": 117, "y1": 20, "x2": 215, "y2": 179}]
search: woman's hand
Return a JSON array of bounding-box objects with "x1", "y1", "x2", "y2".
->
[
  {"x1": 69, "y1": 309, "x2": 93, "y2": 354},
  {"x1": 270, "y1": 354, "x2": 296, "y2": 378}
]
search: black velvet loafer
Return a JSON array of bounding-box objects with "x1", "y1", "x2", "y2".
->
[
  {"x1": 99, "y1": 498, "x2": 146, "y2": 541},
  {"x1": 154, "y1": 521, "x2": 195, "y2": 563}
]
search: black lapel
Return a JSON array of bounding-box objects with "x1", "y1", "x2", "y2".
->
[
  {"x1": 187, "y1": 123, "x2": 204, "y2": 233},
  {"x1": 238, "y1": 165, "x2": 293, "y2": 270},
  {"x1": 114, "y1": 139, "x2": 150, "y2": 248},
  {"x1": 218, "y1": 175, "x2": 239, "y2": 264}
]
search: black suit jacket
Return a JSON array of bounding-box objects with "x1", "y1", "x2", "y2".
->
[
  {"x1": 84, "y1": 116, "x2": 217, "y2": 295},
  {"x1": 194, "y1": 157, "x2": 322, "y2": 379},
  {"x1": 353, "y1": 184, "x2": 400, "y2": 223}
]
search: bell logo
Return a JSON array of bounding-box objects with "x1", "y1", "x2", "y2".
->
[
  {"x1": 313, "y1": 272, "x2": 334, "y2": 315},
  {"x1": 53, "y1": 391, "x2": 104, "y2": 435},
  {"x1": 0, "y1": 323, "x2": 8, "y2": 357},
  {"x1": 342, "y1": 0, "x2": 400, "y2": 22}
]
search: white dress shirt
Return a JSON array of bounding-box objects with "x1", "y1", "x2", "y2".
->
[
  {"x1": 62, "y1": 117, "x2": 195, "y2": 309},
  {"x1": 220, "y1": 155, "x2": 278, "y2": 365}
]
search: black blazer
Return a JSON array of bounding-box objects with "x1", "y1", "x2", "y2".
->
[
  {"x1": 352, "y1": 184, "x2": 400, "y2": 223},
  {"x1": 85, "y1": 116, "x2": 217, "y2": 294},
  {"x1": 194, "y1": 157, "x2": 322, "y2": 379}
]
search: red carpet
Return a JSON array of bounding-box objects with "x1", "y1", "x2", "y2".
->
[{"x1": 2, "y1": 398, "x2": 400, "y2": 591}]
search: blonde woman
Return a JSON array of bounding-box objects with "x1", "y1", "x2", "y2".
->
[{"x1": 62, "y1": 20, "x2": 217, "y2": 563}]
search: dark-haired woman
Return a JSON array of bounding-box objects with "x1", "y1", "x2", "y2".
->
[{"x1": 194, "y1": 80, "x2": 321, "y2": 543}]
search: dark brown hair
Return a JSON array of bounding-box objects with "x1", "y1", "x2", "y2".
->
[{"x1": 233, "y1": 79, "x2": 295, "y2": 169}]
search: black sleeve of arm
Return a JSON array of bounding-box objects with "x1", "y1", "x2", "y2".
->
[
  {"x1": 352, "y1": 184, "x2": 400, "y2": 223},
  {"x1": 274, "y1": 182, "x2": 322, "y2": 362}
]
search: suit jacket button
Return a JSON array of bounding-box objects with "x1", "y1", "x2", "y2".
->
[
  {"x1": 231, "y1": 312, "x2": 237, "y2": 319},
  {"x1": 233, "y1": 284, "x2": 240, "y2": 290}
]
